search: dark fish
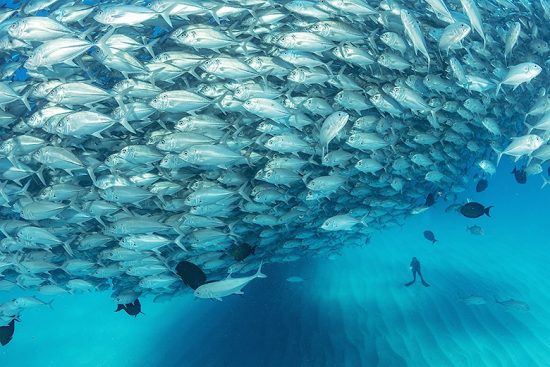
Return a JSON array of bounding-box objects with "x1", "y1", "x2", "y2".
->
[
  {"x1": 424, "y1": 192, "x2": 435, "y2": 207},
  {"x1": 0, "y1": 319, "x2": 15, "y2": 346},
  {"x1": 230, "y1": 243, "x2": 256, "y2": 261},
  {"x1": 115, "y1": 299, "x2": 143, "y2": 317},
  {"x1": 511, "y1": 166, "x2": 527, "y2": 184},
  {"x1": 460, "y1": 202, "x2": 493, "y2": 218},
  {"x1": 476, "y1": 179, "x2": 488, "y2": 192},
  {"x1": 423, "y1": 230, "x2": 438, "y2": 244},
  {"x1": 176, "y1": 261, "x2": 206, "y2": 290}
]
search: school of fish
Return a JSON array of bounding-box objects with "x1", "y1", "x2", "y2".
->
[{"x1": 0, "y1": 0, "x2": 549, "y2": 324}]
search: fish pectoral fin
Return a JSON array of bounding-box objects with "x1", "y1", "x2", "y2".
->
[
  {"x1": 235, "y1": 291, "x2": 244, "y2": 296},
  {"x1": 215, "y1": 297, "x2": 223, "y2": 302}
]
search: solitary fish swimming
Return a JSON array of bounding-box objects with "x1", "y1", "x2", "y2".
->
[
  {"x1": 423, "y1": 230, "x2": 438, "y2": 244},
  {"x1": 194, "y1": 262, "x2": 266, "y2": 301},
  {"x1": 460, "y1": 202, "x2": 493, "y2": 218}
]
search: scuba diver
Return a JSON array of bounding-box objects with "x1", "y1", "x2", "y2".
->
[{"x1": 405, "y1": 257, "x2": 430, "y2": 287}]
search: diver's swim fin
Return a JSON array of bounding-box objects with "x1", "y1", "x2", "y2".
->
[
  {"x1": 404, "y1": 280, "x2": 415, "y2": 287},
  {"x1": 421, "y1": 280, "x2": 430, "y2": 287}
]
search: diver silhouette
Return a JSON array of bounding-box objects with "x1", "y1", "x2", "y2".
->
[{"x1": 405, "y1": 257, "x2": 430, "y2": 287}]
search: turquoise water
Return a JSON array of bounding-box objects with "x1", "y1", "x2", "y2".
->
[
  {"x1": 2, "y1": 159, "x2": 549, "y2": 366},
  {"x1": 2, "y1": 0, "x2": 550, "y2": 365}
]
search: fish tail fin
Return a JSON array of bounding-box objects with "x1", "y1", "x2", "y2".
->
[
  {"x1": 238, "y1": 182, "x2": 252, "y2": 203},
  {"x1": 113, "y1": 95, "x2": 127, "y2": 114},
  {"x1": 158, "y1": 9, "x2": 173, "y2": 28},
  {"x1": 142, "y1": 36, "x2": 158, "y2": 58},
  {"x1": 0, "y1": 180, "x2": 9, "y2": 204},
  {"x1": 524, "y1": 122, "x2": 534, "y2": 134},
  {"x1": 86, "y1": 165, "x2": 97, "y2": 186},
  {"x1": 46, "y1": 299, "x2": 54, "y2": 310},
  {"x1": 301, "y1": 171, "x2": 312, "y2": 186},
  {"x1": 541, "y1": 176, "x2": 550, "y2": 189},
  {"x1": 35, "y1": 165, "x2": 46, "y2": 186},
  {"x1": 207, "y1": 9, "x2": 221, "y2": 25},
  {"x1": 175, "y1": 234, "x2": 188, "y2": 252},
  {"x1": 118, "y1": 117, "x2": 136, "y2": 134},
  {"x1": 307, "y1": 154, "x2": 319, "y2": 166},
  {"x1": 495, "y1": 82, "x2": 502, "y2": 97},
  {"x1": 255, "y1": 260, "x2": 267, "y2": 279},
  {"x1": 484, "y1": 206, "x2": 493, "y2": 217},
  {"x1": 20, "y1": 88, "x2": 32, "y2": 111},
  {"x1": 95, "y1": 27, "x2": 115, "y2": 57},
  {"x1": 493, "y1": 147, "x2": 503, "y2": 167},
  {"x1": 360, "y1": 214, "x2": 370, "y2": 228},
  {"x1": 62, "y1": 236, "x2": 76, "y2": 257}
]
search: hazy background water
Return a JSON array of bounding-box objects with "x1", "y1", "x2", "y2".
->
[{"x1": 1, "y1": 160, "x2": 549, "y2": 367}]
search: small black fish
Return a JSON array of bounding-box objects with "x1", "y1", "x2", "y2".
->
[
  {"x1": 424, "y1": 192, "x2": 435, "y2": 207},
  {"x1": 423, "y1": 230, "x2": 438, "y2": 244},
  {"x1": 176, "y1": 261, "x2": 206, "y2": 290},
  {"x1": 115, "y1": 299, "x2": 143, "y2": 317},
  {"x1": 0, "y1": 319, "x2": 15, "y2": 346},
  {"x1": 230, "y1": 243, "x2": 256, "y2": 261},
  {"x1": 476, "y1": 179, "x2": 488, "y2": 192},
  {"x1": 511, "y1": 166, "x2": 527, "y2": 184},
  {"x1": 460, "y1": 202, "x2": 493, "y2": 218}
]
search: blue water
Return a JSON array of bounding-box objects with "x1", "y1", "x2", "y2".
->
[
  {"x1": 2, "y1": 159, "x2": 549, "y2": 366},
  {"x1": 2, "y1": 0, "x2": 550, "y2": 365}
]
